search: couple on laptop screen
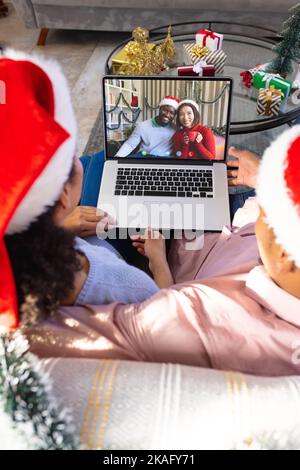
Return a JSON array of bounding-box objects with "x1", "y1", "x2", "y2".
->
[{"x1": 104, "y1": 78, "x2": 230, "y2": 161}]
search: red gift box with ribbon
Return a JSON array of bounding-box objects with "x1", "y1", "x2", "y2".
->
[
  {"x1": 178, "y1": 63, "x2": 216, "y2": 77},
  {"x1": 196, "y1": 29, "x2": 223, "y2": 51},
  {"x1": 177, "y1": 66, "x2": 198, "y2": 76}
]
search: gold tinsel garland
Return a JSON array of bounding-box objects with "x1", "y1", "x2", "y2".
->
[{"x1": 119, "y1": 26, "x2": 176, "y2": 75}]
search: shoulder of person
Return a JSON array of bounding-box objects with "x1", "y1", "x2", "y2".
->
[{"x1": 143, "y1": 118, "x2": 155, "y2": 127}]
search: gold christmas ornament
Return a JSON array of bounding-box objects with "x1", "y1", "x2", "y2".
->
[
  {"x1": 160, "y1": 25, "x2": 176, "y2": 61},
  {"x1": 132, "y1": 26, "x2": 149, "y2": 44},
  {"x1": 114, "y1": 25, "x2": 174, "y2": 75}
]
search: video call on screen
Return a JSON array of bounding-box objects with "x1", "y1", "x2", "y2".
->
[{"x1": 104, "y1": 78, "x2": 231, "y2": 161}]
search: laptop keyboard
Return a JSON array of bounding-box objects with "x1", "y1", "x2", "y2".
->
[{"x1": 114, "y1": 167, "x2": 214, "y2": 198}]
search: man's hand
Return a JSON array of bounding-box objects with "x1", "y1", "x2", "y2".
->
[
  {"x1": 227, "y1": 147, "x2": 261, "y2": 189},
  {"x1": 63, "y1": 206, "x2": 109, "y2": 238}
]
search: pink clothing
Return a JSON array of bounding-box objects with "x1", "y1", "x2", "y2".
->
[{"x1": 27, "y1": 199, "x2": 300, "y2": 376}]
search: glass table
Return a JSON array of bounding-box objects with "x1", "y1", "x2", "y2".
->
[{"x1": 105, "y1": 21, "x2": 300, "y2": 136}]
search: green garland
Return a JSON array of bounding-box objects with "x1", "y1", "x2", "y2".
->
[
  {"x1": 0, "y1": 329, "x2": 77, "y2": 450},
  {"x1": 106, "y1": 108, "x2": 141, "y2": 130},
  {"x1": 106, "y1": 91, "x2": 140, "y2": 113}
]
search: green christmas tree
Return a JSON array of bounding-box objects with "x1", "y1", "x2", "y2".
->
[{"x1": 269, "y1": 3, "x2": 300, "y2": 76}]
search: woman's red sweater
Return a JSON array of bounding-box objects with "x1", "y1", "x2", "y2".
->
[{"x1": 172, "y1": 124, "x2": 216, "y2": 160}]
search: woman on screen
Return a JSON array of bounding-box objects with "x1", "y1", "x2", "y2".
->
[{"x1": 172, "y1": 100, "x2": 216, "y2": 160}]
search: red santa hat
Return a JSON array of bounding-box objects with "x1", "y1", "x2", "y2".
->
[
  {"x1": 256, "y1": 125, "x2": 300, "y2": 268},
  {"x1": 178, "y1": 99, "x2": 200, "y2": 112},
  {"x1": 0, "y1": 49, "x2": 77, "y2": 329},
  {"x1": 159, "y1": 95, "x2": 180, "y2": 110}
]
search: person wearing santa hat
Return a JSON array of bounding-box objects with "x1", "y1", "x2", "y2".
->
[
  {"x1": 2, "y1": 51, "x2": 300, "y2": 376},
  {"x1": 26, "y1": 126, "x2": 300, "y2": 376},
  {"x1": 0, "y1": 50, "x2": 171, "y2": 330},
  {"x1": 172, "y1": 99, "x2": 216, "y2": 160},
  {"x1": 115, "y1": 96, "x2": 180, "y2": 158}
]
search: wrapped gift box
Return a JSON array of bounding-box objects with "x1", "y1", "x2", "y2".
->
[
  {"x1": 253, "y1": 71, "x2": 293, "y2": 99},
  {"x1": 240, "y1": 65, "x2": 264, "y2": 88},
  {"x1": 178, "y1": 63, "x2": 215, "y2": 77},
  {"x1": 183, "y1": 43, "x2": 208, "y2": 64},
  {"x1": 183, "y1": 43, "x2": 227, "y2": 74},
  {"x1": 177, "y1": 66, "x2": 198, "y2": 76},
  {"x1": 111, "y1": 43, "x2": 156, "y2": 73},
  {"x1": 256, "y1": 86, "x2": 284, "y2": 116},
  {"x1": 196, "y1": 29, "x2": 223, "y2": 51}
]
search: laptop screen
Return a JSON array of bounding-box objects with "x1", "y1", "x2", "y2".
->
[{"x1": 103, "y1": 76, "x2": 232, "y2": 162}]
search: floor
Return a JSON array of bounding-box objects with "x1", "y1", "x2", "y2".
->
[{"x1": 0, "y1": 2, "x2": 129, "y2": 156}]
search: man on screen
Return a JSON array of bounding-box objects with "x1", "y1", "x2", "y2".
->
[{"x1": 115, "y1": 96, "x2": 180, "y2": 158}]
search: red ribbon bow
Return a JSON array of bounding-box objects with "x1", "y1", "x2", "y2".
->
[{"x1": 240, "y1": 70, "x2": 253, "y2": 88}]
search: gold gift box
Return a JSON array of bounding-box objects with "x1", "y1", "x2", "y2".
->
[{"x1": 111, "y1": 43, "x2": 156, "y2": 73}]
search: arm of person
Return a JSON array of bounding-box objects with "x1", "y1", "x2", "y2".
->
[
  {"x1": 116, "y1": 124, "x2": 143, "y2": 157},
  {"x1": 227, "y1": 146, "x2": 260, "y2": 189},
  {"x1": 30, "y1": 285, "x2": 211, "y2": 367},
  {"x1": 131, "y1": 229, "x2": 174, "y2": 288},
  {"x1": 227, "y1": 147, "x2": 261, "y2": 226},
  {"x1": 193, "y1": 127, "x2": 215, "y2": 160},
  {"x1": 71, "y1": 237, "x2": 160, "y2": 305}
]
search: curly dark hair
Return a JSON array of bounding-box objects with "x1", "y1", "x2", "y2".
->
[
  {"x1": 4, "y1": 166, "x2": 82, "y2": 327},
  {"x1": 176, "y1": 102, "x2": 200, "y2": 128}
]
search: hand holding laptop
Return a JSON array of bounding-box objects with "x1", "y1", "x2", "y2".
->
[
  {"x1": 63, "y1": 206, "x2": 109, "y2": 237},
  {"x1": 227, "y1": 147, "x2": 260, "y2": 189}
]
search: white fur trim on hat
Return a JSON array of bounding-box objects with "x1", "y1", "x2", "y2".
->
[
  {"x1": 178, "y1": 99, "x2": 199, "y2": 112},
  {"x1": 159, "y1": 97, "x2": 179, "y2": 110},
  {"x1": 4, "y1": 49, "x2": 77, "y2": 235},
  {"x1": 256, "y1": 125, "x2": 300, "y2": 268}
]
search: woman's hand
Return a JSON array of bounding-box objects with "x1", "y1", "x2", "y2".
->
[
  {"x1": 227, "y1": 147, "x2": 261, "y2": 189},
  {"x1": 131, "y1": 228, "x2": 166, "y2": 261},
  {"x1": 131, "y1": 228, "x2": 173, "y2": 288},
  {"x1": 183, "y1": 132, "x2": 190, "y2": 145},
  {"x1": 195, "y1": 132, "x2": 203, "y2": 143},
  {"x1": 63, "y1": 206, "x2": 109, "y2": 237}
]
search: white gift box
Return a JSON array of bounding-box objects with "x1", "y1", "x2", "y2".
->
[{"x1": 196, "y1": 29, "x2": 223, "y2": 51}]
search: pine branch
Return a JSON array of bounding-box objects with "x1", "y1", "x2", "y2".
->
[
  {"x1": 0, "y1": 330, "x2": 77, "y2": 450},
  {"x1": 269, "y1": 4, "x2": 300, "y2": 76}
]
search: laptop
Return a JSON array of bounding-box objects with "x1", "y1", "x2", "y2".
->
[{"x1": 97, "y1": 76, "x2": 232, "y2": 232}]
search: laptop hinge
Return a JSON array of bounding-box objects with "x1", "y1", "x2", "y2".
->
[{"x1": 116, "y1": 158, "x2": 214, "y2": 166}]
